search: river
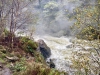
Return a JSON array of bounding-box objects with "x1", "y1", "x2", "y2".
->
[
  {"x1": 34, "y1": 35, "x2": 98, "y2": 75},
  {"x1": 16, "y1": 31, "x2": 99, "y2": 75}
]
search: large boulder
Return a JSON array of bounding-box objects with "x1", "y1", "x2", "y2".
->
[{"x1": 37, "y1": 39, "x2": 51, "y2": 59}]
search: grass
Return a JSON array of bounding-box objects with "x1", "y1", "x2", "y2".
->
[
  {"x1": 0, "y1": 36, "x2": 67, "y2": 75},
  {"x1": 13, "y1": 61, "x2": 67, "y2": 75}
]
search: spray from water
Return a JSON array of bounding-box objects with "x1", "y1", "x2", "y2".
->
[
  {"x1": 33, "y1": 0, "x2": 75, "y2": 36},
  {"x1": 32, "y1": 0, "x2": 96, "y2": 37}
]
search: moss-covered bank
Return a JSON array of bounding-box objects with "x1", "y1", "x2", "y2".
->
[{"x1": 0, "y1": 33, "x2": 67, "y2": 75}]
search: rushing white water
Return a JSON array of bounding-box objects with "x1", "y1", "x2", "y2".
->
[
  {"x1": 34, "y1": 35, "x2": 97, "y2": 75},
  {"x1": 34, "y1": 35, "x2": 78, "y2": 74}
]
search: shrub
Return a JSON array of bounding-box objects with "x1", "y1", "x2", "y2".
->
[{"x1": 77, "y1": 26, "x2": 100, "y2": 40}]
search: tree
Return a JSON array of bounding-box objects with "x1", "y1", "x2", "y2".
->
[
  {"x1": 0, "y1": 0, "x2": 9, "y2": 38},
  {"x1": 43, "y1": 1, "x2": 59, "y2": 20},
  {"x1": 42, "y1": 1, "x2": 59, "y2": 33},
  {"x1": 70, "y1": 1, "x2": 100, "y2": 74},
  {"x1": 0, "y1": 0, "x2": 34, "y2": 50},
  {"x1": 71, "y1": 1, "x2": 100, "y2": 40}
]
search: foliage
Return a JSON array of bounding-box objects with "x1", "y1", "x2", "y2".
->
[
  {"x1": 20, "y1": 37, "x2": 38, "y2": 53},
  {"x1": 10, "y1": 57, "x2": 27, "y2": 72},
  {"x1": 42, "y1": 1, "x2": 60, "y2": 33},
  {"x1": 3, "y1": 29, "x2": 10, "y2": 37},
  {"x1": 77, "y1": 26, "x2": 100, "y2": 40},
  {"x1": 14, "y1": 61, "x2": 67, "y2": 75},
  {"x1": 0, "y1": 46, "x2": 7, "y2": 59},
  {"x1": 0, "y1": 0, "x2": 35, "y2": 50},
  {"x1": 71, "y1": 50, "x2": 100, "y2": 75},
  {"x1": 19, "y1": 37, "x2": 45, "y2": 63},
  {"x1": 44, "y1": 1, "x2": 59, "y2": 18},
  {"x1": 27, "y1": 40, "x2": 38, "y2": 50},
  {"x1": 43, "y1": 1, "x2": 59, "y2": 22},
  {"x1": 12, "y1": 62, "x2": 26, "y2": 72},
  {"x1": 70, "y1": 2, "x2": 100, "y2": 74},
  {"x1": 34, "y1": 51, "x2": 45, "y2": 63},
  {"x1": 71, "y1": 2, "x2": 100, "y2": 40}
]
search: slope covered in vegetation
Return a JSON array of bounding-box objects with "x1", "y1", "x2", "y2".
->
[{"x1": 0, "y1": 30, "x2": 66, "y2": 75}]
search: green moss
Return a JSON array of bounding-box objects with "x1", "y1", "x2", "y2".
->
[
  {"x1": 20, "y1": 37, "x2": 30, "y2": 43},
  {"x1": 20, "y1": 37, "x2": 38, "y2": 53},
  {"x1": 27, "y1": 40, "x2": 38, "y2": 49},
  {"x1": 34, "y1": 51, "x2": 45, "y2": 63}
]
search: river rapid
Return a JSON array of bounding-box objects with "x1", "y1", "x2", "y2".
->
[
  {"x1": 34, "y1": 35, "x2": 96, "y2": 75},
  {"x1": 15, "y1": 31, "x2": 99, "y2": 75}
]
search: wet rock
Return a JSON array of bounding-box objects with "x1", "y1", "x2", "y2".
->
[
  {"x1": 46, "y1": 59, "x2": 55, "y2": 68},
  {"x1": 37, "y1": 39, "x2": 51, "y2": 59},
  {"x1": 49, "y1": 59, "x2": 55, "y2": 68}
]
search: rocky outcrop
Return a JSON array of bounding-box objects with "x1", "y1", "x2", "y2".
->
[{"x1": 37, "y1": 39, "x2": 51, "y2": 59}]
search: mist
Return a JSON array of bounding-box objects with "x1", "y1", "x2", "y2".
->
[{"x1": 32, "y1": 0, "x2": 96, "y2": 37}]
